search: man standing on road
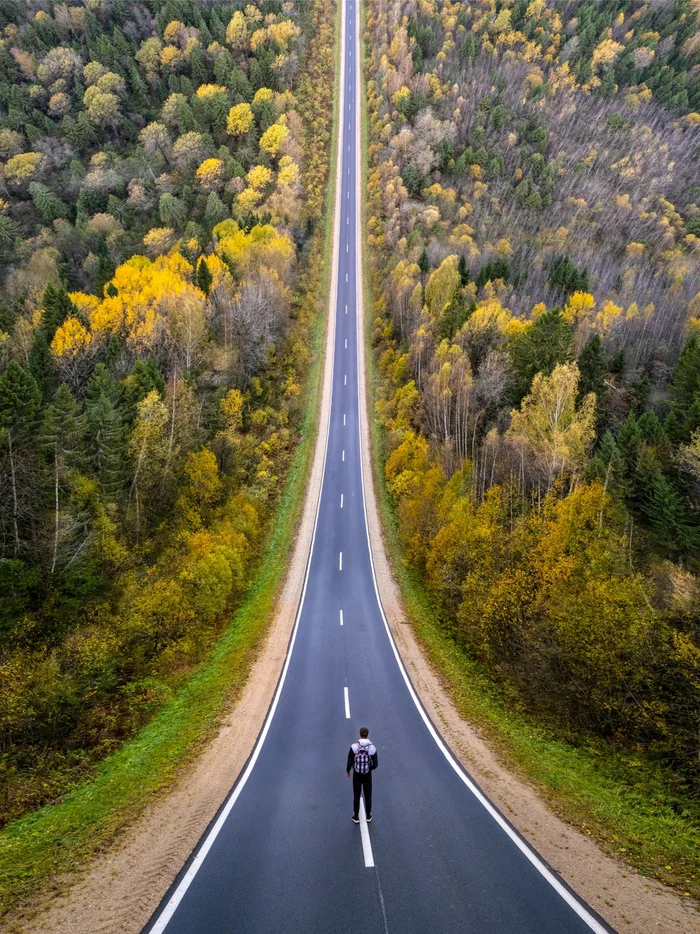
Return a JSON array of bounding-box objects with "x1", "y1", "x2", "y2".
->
[{"x1": 346, "y1": 727, "x2": 378, "y2": 824}]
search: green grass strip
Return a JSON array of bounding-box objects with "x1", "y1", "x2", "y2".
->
[
  {"x1": 0, "y1": 2, "x2": 342, "y2": 917},
  {"x1": 357, "y1": 2, "x2": 699, "y2": 904}
]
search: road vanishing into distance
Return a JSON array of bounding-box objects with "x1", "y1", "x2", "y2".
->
[{"x1": 145, "y1": 3, "x2": 613, "y2": 932}]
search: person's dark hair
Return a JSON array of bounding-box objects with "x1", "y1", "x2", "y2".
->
[{"x1": 359, "y1": 726, "x2": 369, "y2": 738}]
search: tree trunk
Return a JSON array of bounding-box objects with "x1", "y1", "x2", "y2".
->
[
  {"x1": 51, "y1": 449, "x2": 59, "y2": 574},
  {"x1": 7, "y1": 432, "x2": 20, "y2": 557}
]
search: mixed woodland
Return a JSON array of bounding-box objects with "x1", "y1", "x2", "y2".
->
[
  {"x1": 0, "y1": 0, "x2": 335, "y2": 825},
  {"x1": 365, "y1": 0, "x2": 700, "y2": 793}
]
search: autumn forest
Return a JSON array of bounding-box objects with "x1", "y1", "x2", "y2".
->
[
  {"x1": 0, "y1": 0, "x2": 334, "y2": 826},
  {"x1": 366, "y1": 0, "x2": 700, "y2": 797},
  {"x1": 0, "y1": 0, "x2": 699, "y2": 899}
]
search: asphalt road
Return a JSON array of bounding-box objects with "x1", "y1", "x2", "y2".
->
[{"x1": 145, "y1": 3, "x2": 614, "y2": 932}]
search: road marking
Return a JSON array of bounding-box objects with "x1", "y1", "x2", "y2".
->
[
  {"x1": 345, "y1": 304, "x2": 348, "y2": 314},
  {"x1": 346, "y1": 272, "x2": 348, "y2": 281},
  {"x1": 346, "y1": 216, "x2": 349, "y2": 224},
  {"x1": 344, "y1": 374, "x2": 347, "y2": 385},
  {"x1": 340, "y1": 609, "x2": 344, "y2": 626},
  {"x1": 340, "y1": 494, "x2": 343, "y2": 508},
  {"x1": 344, "y1": 413, "x2": 346, "y2": 424},
  {"x1": 345, "y1": 338, "x2": 347, "y2": 348},
  {"x1": 346, "y1": 243, "x2": 349, "y2": 252},
  {"x1": 339, "y1": 551, "x2": 343, "y2": 571},
  {"x1": 344, "y1": 686, "x2": 350, "y2": 718},
  {"x1": 342, "y1": 450, "x2": 345, "y2": 461},
  {"x1": 359, "y1": 799, "x2": 374, "y2": 867}
]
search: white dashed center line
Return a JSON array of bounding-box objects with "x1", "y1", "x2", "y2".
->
[
  {"x1": 344, "y1": 686, "x2": 350, "y2": 718},
  {"x1": 359, "y1": 799, "x2": 374, "y2": 867}
]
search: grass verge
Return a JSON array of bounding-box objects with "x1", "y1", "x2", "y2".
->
[
  {"x1": 0, "y1": 1, "x2": 342, "y2": 918},
  {"x1": 357, "y1": 2, "x2": 699, "y2": 904}
]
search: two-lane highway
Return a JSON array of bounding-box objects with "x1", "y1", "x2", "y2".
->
[{"x1": 145, "y1": 3, "x2": 613, "y2": 931}]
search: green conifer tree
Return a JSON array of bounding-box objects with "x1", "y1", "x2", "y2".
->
[{"x1": 195, "y1": 256, "x2": 213, "y2": 296}]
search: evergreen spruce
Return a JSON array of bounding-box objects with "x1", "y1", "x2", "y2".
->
[
  {"x1": 577, "y1": 334, "x2": 606, "y2": 401},
  {"x1": 195, "y1": 256, "x2": 213, "y2": 296}
]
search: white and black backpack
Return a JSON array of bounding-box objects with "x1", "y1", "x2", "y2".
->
[{"x1": 354, "y1": 742, "x2": 371, "y2": 774}]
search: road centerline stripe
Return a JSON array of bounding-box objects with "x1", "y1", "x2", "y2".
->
[
  {"x1": 344, "y1": 686, "x2": 350, "y2": 718},
  {"x1": 340, "y1": 493, "x2": 343, "y2": 508},
  {"x1": 339, "y1": 551, "x2": 343, "y2": 571},
  {"x1": 359, "y1": 799, "x2": 374, "y2": 867},
  {"x1": 340, "y1": 610, "x2": 344, "y2": 626}
]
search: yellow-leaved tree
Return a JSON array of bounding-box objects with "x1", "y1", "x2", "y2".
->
[
  {"x1": 90, "y1": 253, "x2": 205, "y2": 357},
  {"x1": 424, "y1": 255, "x2": 460, "y2": 318},
  {"x1": 227, "y1": 102, "x2": 253, "y2": 135},
  {"x1": 259, "y1": 120, "x2": 289, "y2": 157},
  {"x1": 195, "y1": 157, "x2": 224, "y2": 192},
  {"x1": 50, "y1": 316, "x2": 95, "y2": 389},
  {"x1": 507, "y1": 363, "x2": 596, "y2": 486}
]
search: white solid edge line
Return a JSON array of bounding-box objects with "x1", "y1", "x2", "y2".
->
[
  {"x1": 349, "y1": 7, "x2": 607, "y2": 934},
  {"x1": 344, "y1": 686, "x2": 351, "y2": 718},
  {"x1": 359, "y1": 798, "x2": 374, "y2": 867},
  {"x1": 147, "y1": 3, "x2": 349, "y2": 930}
]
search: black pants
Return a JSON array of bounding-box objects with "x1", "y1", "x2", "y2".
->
[{"x1": 352, "y1": 771, "x2": 372, "y2": 818}]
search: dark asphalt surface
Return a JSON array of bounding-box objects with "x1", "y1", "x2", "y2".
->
[{"x1": 145, "y1": 3, "x2": 613, "y2": 932}]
